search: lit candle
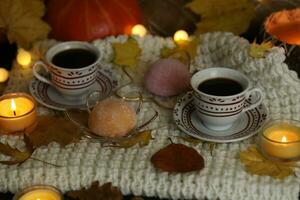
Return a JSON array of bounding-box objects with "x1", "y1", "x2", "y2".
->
[
  {"x1": 173, "y1": 30, "x2": 189, "y2": 46},
  {"x1": 259, "y1": 120, "x2": 300, "y2": 161},
  {"x1": 0, "y1": 93, "x2": 37, "y2": 134},
  {"x1": 17, "y1": 48, "x2": 32, "y2": 68},
  {"x1": 131, "y1": 24, "x2": 147, "y2": 37},
  {"x1": 0, "y1": 68, "x2": 9, "y2": 83},
  {"x1": 13, "y1": 185, "x2": 62, "y2": 200}
]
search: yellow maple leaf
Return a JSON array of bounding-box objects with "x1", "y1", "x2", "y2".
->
[
  {"x1": 239, "y1": 146, "x2": 296, "y2": 179},
  {"x1": 0, "y1": 0, "x2": 51, "y2": 48},
  {"x1": 112, "y1": 38, "x2": 141, "y2": 68},
  {"x1": 185, "y1": 0, "x2": 255, "y2": 35},
  {"x1": 249, "y1": 41, "x2": 273, "y2": 58}
]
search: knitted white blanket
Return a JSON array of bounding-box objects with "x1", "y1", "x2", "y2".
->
[{"x1": 1, "y1": 32, "x2": 300, "y2": 200}]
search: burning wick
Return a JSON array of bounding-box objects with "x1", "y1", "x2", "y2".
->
[{"x1": 11, "y1": 99, "x2": 16, "y2": 116}]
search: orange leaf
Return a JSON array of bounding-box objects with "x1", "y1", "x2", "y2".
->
[{"x1": 151, "y1": 143, "x2": 205, "y2": 173}]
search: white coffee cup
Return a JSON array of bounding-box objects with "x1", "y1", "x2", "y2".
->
[
  {"x1": 33, "y1": 41, "x2": 101, "y2": 99},
  {"x1": 191, "y1": 67, "x2": 264, "y2": 131}
]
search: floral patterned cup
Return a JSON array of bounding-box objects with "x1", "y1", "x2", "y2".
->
[
  {"x1": 33, "y1": 41, "x2": 101, "y2": 99},
  {"x1": 191, "y1": 67, "x2": 264, "y2": 131}
]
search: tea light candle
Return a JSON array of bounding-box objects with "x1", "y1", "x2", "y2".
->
[
  {"x1": 0, "y1": 68, "x2": 9, "y2": 83},
  {"x1": 13, "y1": 185, "x2": 62, "y2": 200},
  {"x1": 173, "y1": 30, "x2": 189, "y2": 46},
  {"x1": 131, "y1": 24, "x2": 147, "y2": 37},
  {"x1": 17, "y1": 48, "x2": 32, "y2": 68},
  {"x1": 259, "y1": 120, "x2": 300, "y2": 161},
  {"x1": 0, "y1": 93, "x2": 37, "y2": 134}
]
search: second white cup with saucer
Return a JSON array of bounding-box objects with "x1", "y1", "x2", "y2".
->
[{"x1": 190, "y1": 67, "x2": 264, "y2": 131}]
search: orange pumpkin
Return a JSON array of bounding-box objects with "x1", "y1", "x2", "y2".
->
[{"x1": 46, "y1": 0, "x2": 142, "y2": 41}]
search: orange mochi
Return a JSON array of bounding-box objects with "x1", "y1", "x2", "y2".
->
[{"x1": 88, "y1": 98, "x2": 137, "y2": 137}]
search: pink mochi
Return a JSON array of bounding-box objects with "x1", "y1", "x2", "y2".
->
[{"x1": 145, "y1": 58, "x2": 191, "y2": 97}]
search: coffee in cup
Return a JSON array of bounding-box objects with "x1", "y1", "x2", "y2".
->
[
  {"x1": 33, "y1": 41, "x2": 101, "y2": 99},
  {"x1": 191, "y1": 67, "x2": 264, "y2": 131}
]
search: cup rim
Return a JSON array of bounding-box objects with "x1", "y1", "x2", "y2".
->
[
  {"x1": 261, "y1": 119, "x2": 300, "y2": 144},
  {"x1": 45, "y1": 41, "x2": 100, "y2": 71},
  {"x1": 191, "y1": 67, "x2": 250, "y2": 98}
]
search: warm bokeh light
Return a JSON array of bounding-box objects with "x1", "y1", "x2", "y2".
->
[
  {"x1": 281, "y1": 136, "x2": 287, "y2": 143},
  {"x1": 173, "y1": 30, "x2": 189, "y2": 45},
  {"x1": 17, "y1": 48, "x2": 32, "y2": 68},
  {"x1": 131, "y1": 24, "x2": 147, "y2": 37},
  {"x1": 0, "y1": 68, "x2": 9, "y2": 83}
]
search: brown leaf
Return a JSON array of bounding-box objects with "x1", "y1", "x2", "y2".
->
[
  {"x1": 239, "y1": 146, "x2": 296, "y2": 179},
  {"x1": 0, "y1": 0, "x2": 51, "y2": 48},
  {"x1": 28, "y1": 116, "x2": 81, "y2": 147},
  {"x1": 67, "y1": 181, "x2": 123, "y2": 200},
  {"x1": 0, "y1": 134, "x2": 34, "y2": 165},
  {"x1": 151, "y1": 143, "x2": 205, "y2": 173},
  {"x1": 131, "y1": 197, "x2": 144, "y2": 200}
]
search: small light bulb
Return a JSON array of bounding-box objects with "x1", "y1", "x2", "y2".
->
[
  {"x1": 0, "y1": 68, "x2": 9, "y2": 83},
  {"x1": 173, "y1": 30, "x2": 189, "y2": 45},
  {"x1": 131, "y1": 24, "x2": 147, "y2": 37},
  {"x1": 17, "y1": 48, "x2": 32, "y2": 68}
]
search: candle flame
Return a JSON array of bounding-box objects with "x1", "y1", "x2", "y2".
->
[
  {"x1": 11, "y1": 99, "x2": 16, "y2": 111},
  {"x1": 281, "y1": 136, "x2": 287, "y2": 142}
]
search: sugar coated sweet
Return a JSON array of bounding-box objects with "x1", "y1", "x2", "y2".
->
[
  {"x1": 145, "y1": 58, "x2": 191, "y2": 97},
  {"x1": 88, "y1": 99, "x2": 137, "y2": 137}
]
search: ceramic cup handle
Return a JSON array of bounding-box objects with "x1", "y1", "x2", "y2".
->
[
  {"x1": 242, "y1": 88, "x2": 264, "y2": 113},
  {"x1": 33, "y1": 61, "x2": 53, "y2": 85}
]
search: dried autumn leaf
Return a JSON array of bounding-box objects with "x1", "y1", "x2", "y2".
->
[
  {"x1": 0, "y1": 134, "x2": 34, "y2": 165},
  {"x1": 151, "y1": 143, "x2": 205, "y2": 173},
  {"x1": 112, "y1": 130, "x2": 153, "y2": 148},
  {"x1": 0, "y1": 0, "x2": 51, "y2": 48},
  {"x1": 249, "y1": 41, "x2": 273, "y2": 58},
  {"x1": 185, "y1": 0, "x2": 255, "y2": 35},
  {"x1": 239, "y1": 146, "x2": 296, "y2": 179},
  {"x1": 28, "y1": 116, "x2": 81, "y2": 147},
  {"x1": 67, "y1": 182, "x2": 123, "y2": 200},
  {"x1": 112, "y1": 38, "x2": 141, "y2": 68}
]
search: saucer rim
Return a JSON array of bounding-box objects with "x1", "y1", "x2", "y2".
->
[
  {"x1": 29, "y1": 68, "x2": 117, "y2": 111},
  {"x1": 173, "y1": 92, "x2": 267, "y2": 143}
]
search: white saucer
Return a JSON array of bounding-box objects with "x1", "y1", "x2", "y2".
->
[
  {"x1": 173, "y1": 92, "x2": 267, "y2": 143},
  {"x1": 29, "y1": 69, "x2": 118, "y2": 111}
]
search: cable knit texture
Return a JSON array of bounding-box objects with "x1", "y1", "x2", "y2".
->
[{"x1": 1, "y1": 33, "x2": 300, "y2": 200}]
